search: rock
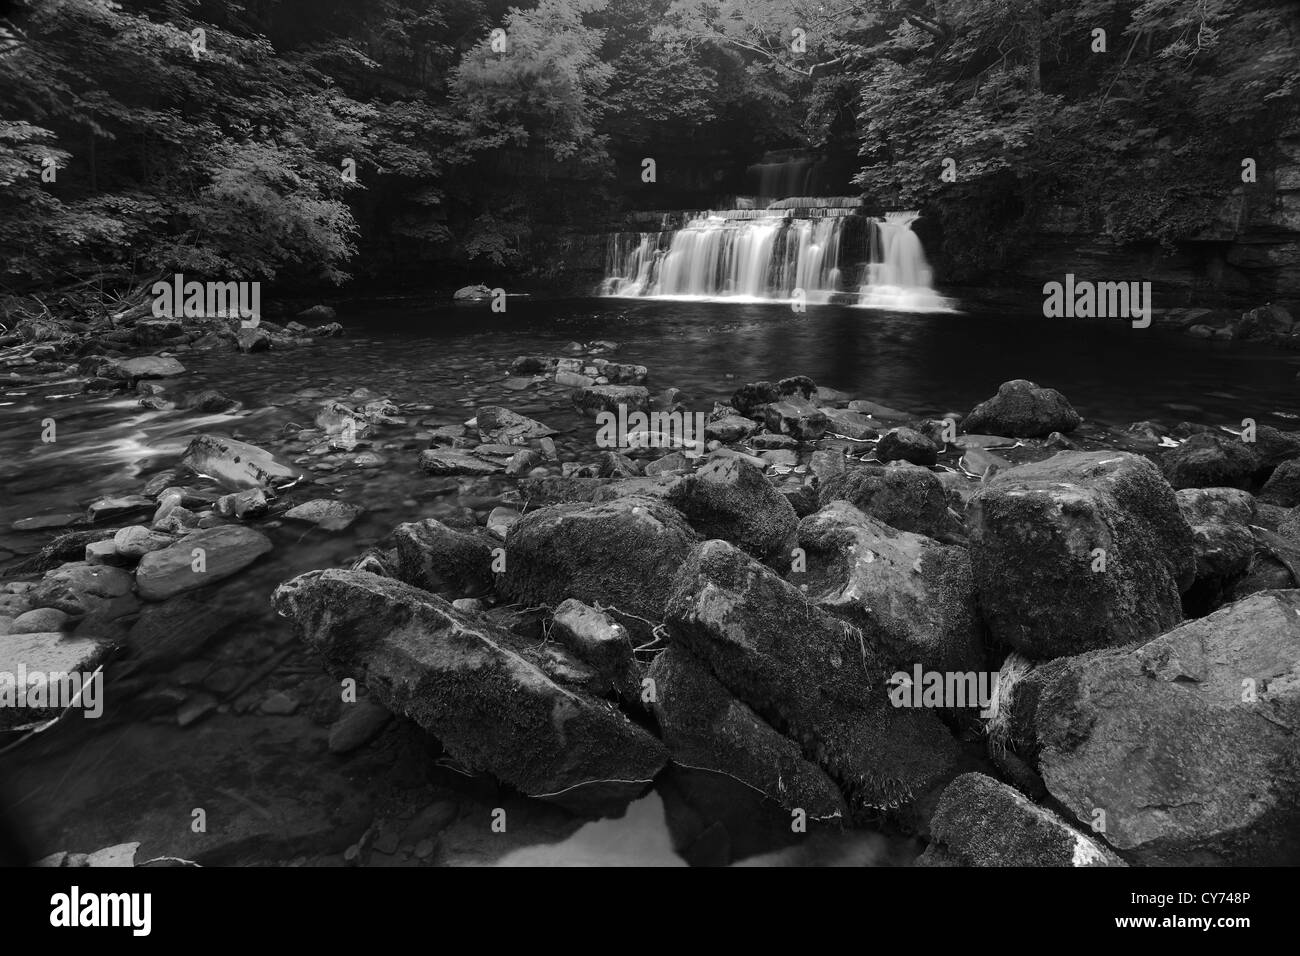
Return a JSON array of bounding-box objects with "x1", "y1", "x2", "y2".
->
[
  {"x1": 808, "y1": 449, "x2": 846, "y2": 484},
  {"x1": 311, "y1": 321, "x2": 344, "y2": 337},
  {"x1": 284, "y1": 499, "x2": 363, "y2": 531},
  {"x1": 969, "y1": 451, "x2": 1195, "y2": 659},
  {"x1": 235, "y1": 327, "x2": 270, "y2": 353},
  {"x1": 182, "y1": 389, "x2": 240, "y2": 413},
  {"x1": 962, "y1": 380, "x2": 1081, "y2": 438},
  {"x1": 876, "y1": 427, "x2": 939, "y2": 467},
  {"x1": 29, "y1": 562, "x2": 135, "y2": 616},
  {"x1": 181, "y1": 434, "x2": 300, "y2": 491},
  {"x1": 597, "y1": 450, "x2": 640, "y2": 478},
  {"x1": 9, "y1": 607, "x2": 72, "y2": 634},
  {"x1": 795, "y1": 502, "x2": 983, "y2": 674},
  {"x1": 504, "y1": 448, "x2": 542, "y2": 475},
  {"x1": 918, "y1": 773, "x2": 1124, "y2": 867},
  {"x1": 328, "y1": 699, "x2": 392, "y2": 754},
  {"x1": 298, "y1": 304, "x2": 337, "y2": 320},
  {"x1": 776, "y1": 375, "x2": 818, "y2": 400},
  {"x1": 847, "y1": 399, "x2": 913, "y2": 422},
  {"x1": 273, "y1": 569, "x2": 667, "y2": 811},
  {"x1": 665, "y1": 457, "x2": 797, "y2": 564},
  {"x1": 763, "y1": 398, "x2": 829, "y2": 441},
  {"x1": 549, "y1": 599, "x2": 633, "y2": 678},
  {"x1": 815, "y1": 385, "x2": 851, "y2": 406},
  {"x1": 818, "y1": 465, "x2": 961, "y2": 541},
  {"x1": 453, "y1": 284, "x2": 492, "y2": 301},
  {"x1": 1161, "y1": 432, "x2": 1257, "y2": 490},
  {"x1": 213, "y1": 488, "x2": 268, "y2": 520},
  {"x1": 509, "y1": 356, "x2": 553, "y2": 375},
  {"x1": 749, "y1": 433, "x2": 798, "y2": 451},
  {"x1": 645, "y1": 451, "x2": 691, "y2": 476},
  {"x1": 102, "y1": 355, "x2": 186, "y2": 384},
  {"x1": 393, "y1": 518, "x2": 494, "y2": 600},
  {"x1": 475, "y1": 405, "x2": 557, "y2": 444},
  {"x1": 499, "y1": 496, "x2": 698, "y2": 636},
  {"x1": 704, "y1": 415, "x2": 759, "y2": 443},
  {"x1": 260, "y1": 691, "x2": 299, "y2": 715},
  {"x1": 134, "y1": 318, "x2": 183, "y2": 345},
  {"x1": 86, "y1": 495, "x2": 154, "y2": 523},
  {"x1": 664, "y1": 539, "x2": 965, "y2": 819},
  {"x1": 0, "y1": 630, "x2": 113, "y2": 726},
  {"x1": 1260, "y1": 458, "x2": 1300, "y2": 506},
  {"x1": 486, "y1": 506, "x2": 519, "y2": 540},
  {"x1": 1251, "y1": 425, "x2": 1300, "y2": 472},
  {"x1": 136, "y1": 526, "x2": 273, "y2": 600},
  {"x1": 417, "y1": 448, "x2": 503, "y2": 476},
  {"x1": 1009, "y1": 590, "x2": 1300, "y2": 865},
  {"x1": 730, "y1": 381, "x2": 781, "y2": 418},
  {"x1": 571, "y1": 385, "x2": 651, "y2": 417},
  {"x1": 821, "y1": 408, "x2": 879, "y2": 440},
  {"x1": 1176, "y1": 487, "x2": 1258, "y2": 615},
  {"x1": 83, "y1": 539, "x2": 125, "y2": 567},
  {"x1": 648, "y1": 645, "x2": 848, "y2": 819},
  {"x1": 556, "y1": 370, "x2": 595, "y2": 388},
  {"x1": 84, "y1": 843, "x2": 140, "y2": 868}
]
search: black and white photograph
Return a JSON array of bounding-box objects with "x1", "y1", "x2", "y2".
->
[{"x1": 0, "y1": 0, "x2": 1294, "y2": 921}]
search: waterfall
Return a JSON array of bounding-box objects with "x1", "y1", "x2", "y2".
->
[
  {"x1": 855, "y1": 211, "x2": 955, "y2": 312},
  {"x1": 600, "y1": 205, "x2": 954, "y2": 310}
]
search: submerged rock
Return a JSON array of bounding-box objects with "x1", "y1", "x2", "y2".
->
[
  {"x1": 648, "y1": 645, "x2": 848, "y2": 819},
  {"x1": 475, "y1": 405, "x2": 557, "y2": 444},
  {"x1": 918, "y1": 773, "x2": 1124, "y2": 867},
  {"x1": 962, "y1": 380, "x2": 1081, "y2": 438},
  {"x1": 968, "y1": 451, "x2": 1195, "y2": 659},
  {"x1": 1009, "y1": 590, "x2": 1300, "y2": 865},
  {"x1": 284, "y1": 499, "x2": 363, "y2": 531},
  {"x1": 273, "y1": 569, "x2": 667, "y2": 811},
  {"x1": 101, "y1": 355, "x2": 186, "y2": 384}
]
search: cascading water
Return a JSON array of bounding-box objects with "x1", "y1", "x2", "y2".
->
[
  {"x1": 600, "y1": 204, "x2": 954, "y2": 311},
  {"x1": 855, "y1": 211, "x2": 955, "y2": 312}
]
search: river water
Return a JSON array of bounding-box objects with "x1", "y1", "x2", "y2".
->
[{"x1": 1, "y1": 296, "x2": 1295, "y2": 866}]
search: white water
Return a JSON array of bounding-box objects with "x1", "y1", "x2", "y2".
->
[{"x1": 601, "y1": 206, "x2": 953, "y2": 311}]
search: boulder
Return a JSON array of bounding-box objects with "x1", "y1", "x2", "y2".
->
[
  {"x1": 1259, "y1": 458, "x2": 1300, "y2": 506},
  {"x1": 102, "y1": 355, "x2": 186, "y2": 384},
  {"x1": 1009, "y1": 590, "x2": 1300, "y2": 865},
  {"x1": 571, "y1": 385, "x2": 651, "y2": 417},
  {"x1": 730, "y1": 381, "x2": 781, "y2": 418},
  {"x1": 648, "y1": 645, "x2": 848, "y2": 819},
  {"x1": 499, "y1": 496, "x2": 699, "y2": 635},
  {"x1": 135, "y1": 526, "x2": 273, "y2": 601},
  {"x1": 29, "y1": 562, "x2": 135, "y2": 617},
  {"x1": 821, "y1": 408, "x2": 880, "y2": 440},
  {"x1": 665, "y1": 457, "x2": 797, "y2": 563},
  {"x1": 549, "y1": 598, "x2": 634, "y2": 680},
  {"x1": 665, "y1": 539, "x2": 965, "y2": 819},
  {"x1": 1176, "y1": 487, "x2": 1258, "y2": 615},
  {"x1": 795, "y1": 502, "x2": 984, "y2": 675},
  {"x1": 417, "y1": 448, "x2": 503, "y2": 476},
  {"x1": 763, "y1": 398, "x2": 829, "y2": 441},
  {"x1": 284, "y1": 500, "x2": 363, "y2": 531},
  {"x1": 962, "y1": 380, "x2": 1081, "y2": 438},
  {"x1": 818, "y1": 465, "x2": 962, "y2": 541},
  {"x1": 1161, "y1": 432, "x2": 1257, "y2": 490},
  {"x1": 181, "y1": 434, "x2": 300, "y2": 491},
  {"x1": 475, "y1": 405, "x2": 557, "y2": 444},
  {"x1": 273, "y1": 569, "x2": 666, "y2": 811},
  {"x1": 234, "y1": 327, "x2": 269, "y2": 353},
  {"x1": 704, "y1": 415, "x2": 759, "y2": 444},
  {"x1": 112, "y1": 525, "x2": 175, "y2": 560},
  {"x1": 917, "y1": 773, "x2": 1125, "y2": 867},
  {"x1": 968, "y1": 451, "x2": 1195, "y2": 659},
  {"x1": 876, "y1": 427, "x2": 938, "y2": 467},
  {"x1": 392, "y1": 518, "x2": 495, "y2": 600}
]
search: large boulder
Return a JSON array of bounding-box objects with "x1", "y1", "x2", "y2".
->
[
  {"x1": 273, "y1": 569, "x2": 667, "y2": 811},
  {"x1": 1008, "y1": 590, "x2": 1300, "y2": 865},
  {"x1": 917, "y1": 773, "x2": 1125, "y2": 867},
  {"x1": 498, "y1": 496, "x2": 698, "y2": 635},
  {"x1": 1259, "y1": 458, "x2": 1300, "y2": 506},
  {"x1": 876, "y1": 427, "x2": 938, "y2": 467},
  {"x1": 647, "y1": 646, "x2": 848, "y2": 820},
  {"x1": 665, "y1": 457, "x2": 797, "y2": 564},
  {"x1": 664, "y1": 539, "x2": 966, "y2": 820},
  {"x1": 795, "y1": 502, "x2": 984, "y2": 675},
  {"x1": 962, "y1": 380, "x2": 1081, "y2": 438},
  {"x1": 392, "y1": 518, "x2": 495, "y2": 599},
  {"x1": 135, "y1": 526, "x2": 273, "y2": 600},
  {"x1": 968, "y1": 451, "x2": 1195, "y2": 659},
  {"x1": 818, "y1": 464, "x2": 962, "y2": 542}
]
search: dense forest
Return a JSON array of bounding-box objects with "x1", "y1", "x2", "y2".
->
[{"x1": 1, "y1": 0, "x2": 1298, "y2": 309}]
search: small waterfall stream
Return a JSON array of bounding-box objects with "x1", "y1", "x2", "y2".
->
[{"x1": 600, "y1": 205, "x2": 953, "y2": 310}]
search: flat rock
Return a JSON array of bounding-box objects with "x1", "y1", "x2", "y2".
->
[
  {"x1": 181, "y1": 434, "x2": 300, "y2": 491},
  {"x1": 284, "y1": 499, "x2": 363, "y2": 531},
  {"x1": 417, "y1": 448, "x2": 503, "y2": 476},
  {"x1": 136, "y1": 526, "x2": 273, "y2": 601}
]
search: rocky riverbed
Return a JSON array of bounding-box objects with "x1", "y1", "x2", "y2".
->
[{"x1": 2, "y1": 302, "x2": 1299, "y2": 867}]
